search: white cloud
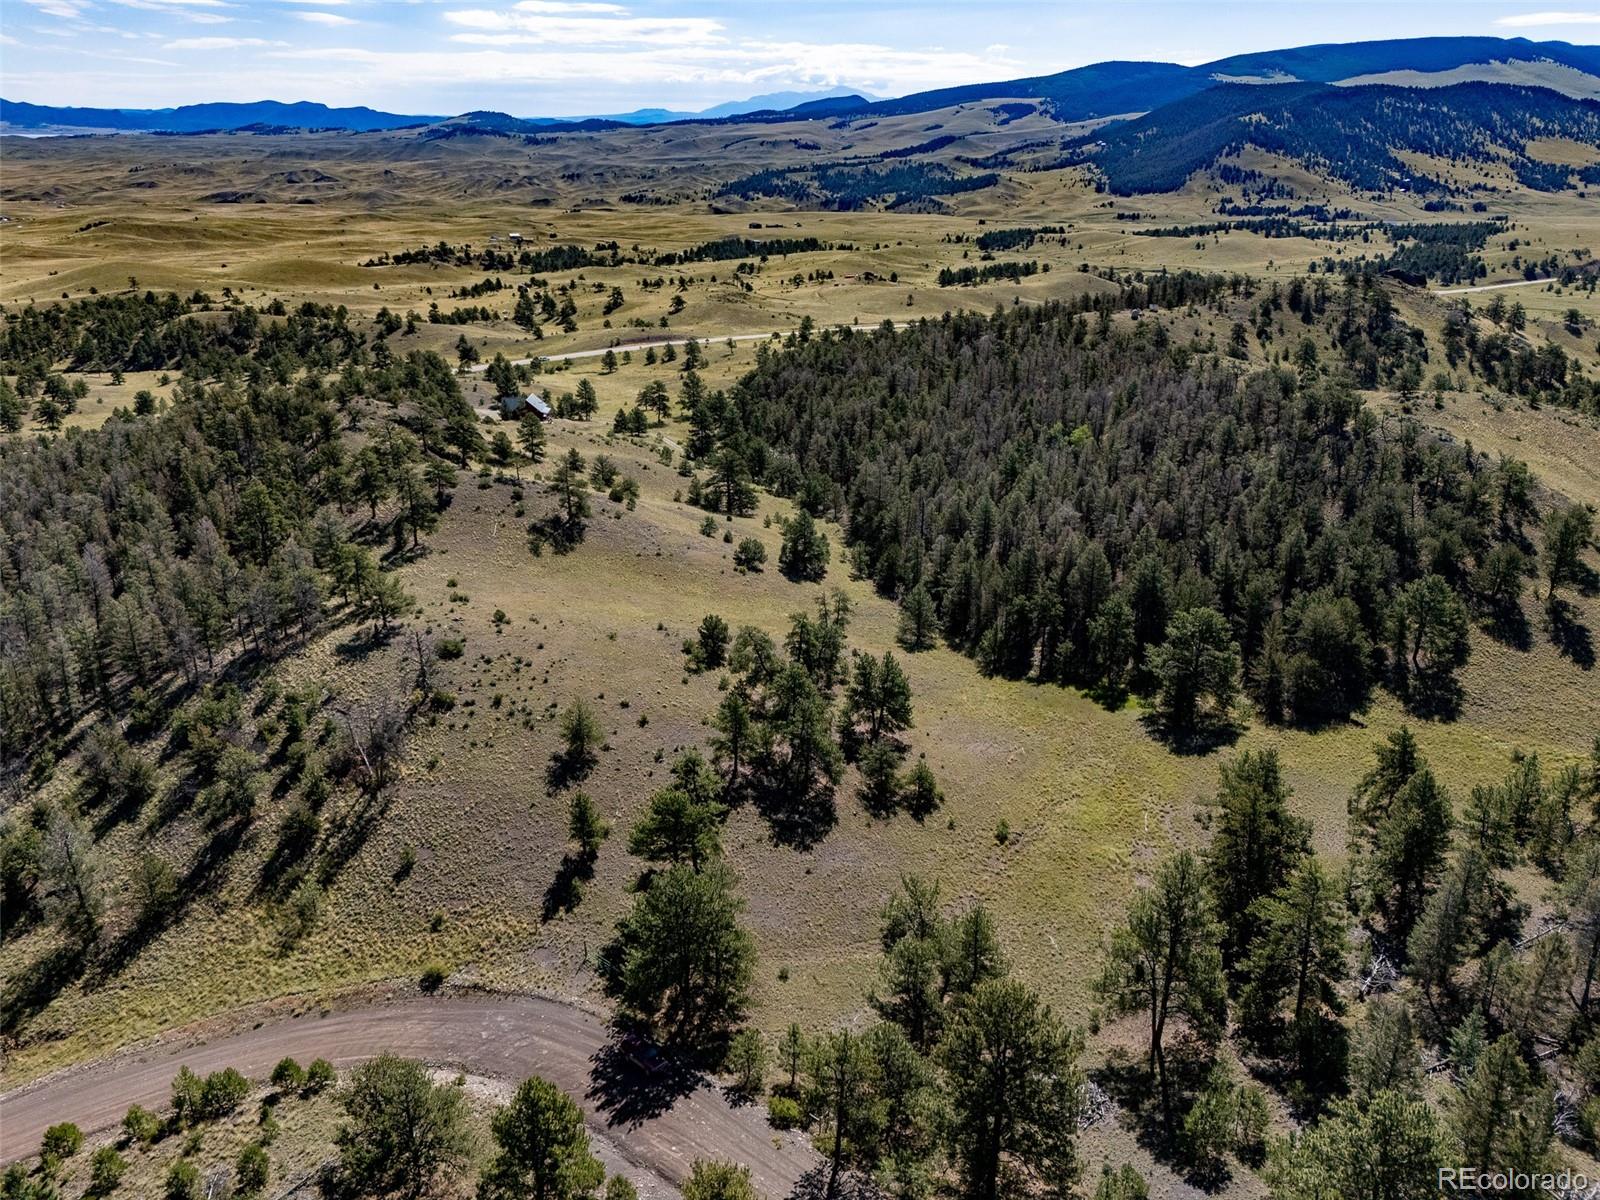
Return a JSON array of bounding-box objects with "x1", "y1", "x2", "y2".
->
[
  {"x1": 112, "y1": 0, "x2": 234, "y2": 8},
  {"x1": 163, "y1": 35, "x2": 281, "y2": 48},
  {"x1": 273, "y1": 35, "x2": 1016, "y2": 97},
  {"x1": 1495, "y1": 10, "x2": 1600, "y2": 24},
  {"x1": 511, "y1": 1, "x2": 630, "y2": 11},
  {"x1": 443, "y1": 4, "x2": 723, "y2": 47},
  {"x1": 297, "y1": 10, "x2": 356, "y2": 24},
  {"x1": 22, "y1": 0, "x2": 92, "y2": 19}
]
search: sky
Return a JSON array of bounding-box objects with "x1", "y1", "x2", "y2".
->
[{"x1": 1, "y1": 0, "x2": 1598, "y2": 116}]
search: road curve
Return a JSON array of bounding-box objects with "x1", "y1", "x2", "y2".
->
[{"x1": 0, "y1": 993, "x2": 816, "y2": 1196}]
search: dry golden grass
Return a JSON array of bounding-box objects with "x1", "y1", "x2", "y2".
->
[
  {"x1": 8, "y1": 337, "x2": 1593, "y2": 1095},
  {"x1": 1, "y1": 122, "x2": 1596, "y2": 1200}
]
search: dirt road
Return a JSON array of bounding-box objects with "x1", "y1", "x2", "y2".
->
[
  {"x1": 1435, "y1": 276, "x2": 1552, "y2": 295},
  {"x1": 469, "y1": 322, "x2": 901, "y2": 372},
  {"x1": 0, "y1": 994, "x2": 816, "y2": 1196}
]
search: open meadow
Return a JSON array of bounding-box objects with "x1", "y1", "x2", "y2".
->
[{"x1": 3, "y1": 76, "x2": 1599, "y2": 1198}]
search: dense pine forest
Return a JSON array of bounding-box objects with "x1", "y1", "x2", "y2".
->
[
  {"x1": 723, "y1": 279, "x2": 1589, "y2": 732},
  {"x1": 1076, "y1": 82, "x2": 1600, "y2": 193}
]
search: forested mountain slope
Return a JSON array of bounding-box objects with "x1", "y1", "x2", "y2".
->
[
  {"x1": 725, "y1": 279, "x2": 1581, "y2": 732},
  {"x1": 1073, "y1": 80, "x2": 1600, "y2": 193}
]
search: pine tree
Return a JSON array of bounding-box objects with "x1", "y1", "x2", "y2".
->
[
  {"x1": 517, "y1": 412, "x2": 547, "y2": 464},
  {"x1": 1098, "y1": 851, "x2": 1226, "y2": 1129},
  {"x1": 1266, "y1": 1090, "x2": 1447, "y2": 1200},
  {"x1": 1451, "y1": 1036, "x2": 1556, "y2": 1176},
  {"x1": 1238, "y1": 856, "x2": 1347, "y2": 1077},
  {"x1": 897, "y1": 582, "x2": 938, "y2": 651},
  {"x1": 612, "y1": 863, "x2": 754, "y2": 1044},
  {"x1": 478, "y1": 1076, "x2": 604, "y2": 1200},
  {"x1": 567, "y1": 792, "x2": 608, "y2": 861},
  {"x1": 940, "y1": 977, "x2": 1084, "y2": 1199},
  {"x1": 1365, "y1": 757, "x2": 1451, "y2": 942},
  {"x1": 1206, "y1": 748, "x2": 1309, "y2": 969},
  {"x1": 1348, "y1": 996, "x2": 1422, "y2": 1103}
]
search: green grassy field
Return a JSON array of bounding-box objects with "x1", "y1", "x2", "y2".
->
[{"x1": 2, "y1": 107, "x2": 1598, "y2": 1200}]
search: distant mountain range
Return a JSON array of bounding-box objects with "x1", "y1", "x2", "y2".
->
[
  {"x1": 3, "y1": 36, "x2": 1597, "y2": 205},
  {"x1": 0, "y1": 99, "x2": 439, "y2": 134},
  {"x1": 817, "y1": 35, "x2": 1600, "y2": 123},
  {"x1": 0, "y1": 87, "x2": 874, "y2": 134}
]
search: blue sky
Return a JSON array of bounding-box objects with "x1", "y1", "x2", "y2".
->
[{"x1": 2, "y1": 0, "x2": 1598, "y2": 114}]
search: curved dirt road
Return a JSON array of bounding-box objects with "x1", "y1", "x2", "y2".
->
[{"x1": 0, "y1": 994, "x2": 816, "y2": 1196}]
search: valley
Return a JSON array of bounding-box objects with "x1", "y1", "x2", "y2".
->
[{"x1": 2, "y1": 30, "x2": 1599, "y2": 1200}]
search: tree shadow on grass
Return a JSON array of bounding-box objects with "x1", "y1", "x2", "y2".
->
[
  {"x1": 545, "y1": 749, "x2": 596, "y2": 792},
  {"x1": 1481, "y1": 604, "x2": 1533, "y2": 653},
  {"x1": 1547, "y1": 599, "x2": 1595, "y2": 670},
  {"x1": 750, "y1": 784, "x2": 836, "y2": 851},
  {"x1": 331, "y1": 624, "x2": 401, "y2": 664},
  {"x1": 316, "y1": 788, "x2": 391, "y2": 889},
  {"x1": 787, "y1": 1165, "x2": 886, "y2": 1200},
  {"x1": 1138, "y1": 713, "x2": 1244, "y2": 757},
  {"x1": 1399, "y1": 670, "x2": 1465, "y2": 722},
  {"x1": 0, "y1": 942, "x2": 87, "y2": 1036},
  {"x1": 541, "y1": 852, "x2": 595, "y2": 922},
  {"x1": 1095, "y1": 1038, "x2": 1219, "y2": 1180},
  {"x1": 0, "y1": 941, "x2": 89, "y2": 1035},
  {"x1": 95, "y1": 816, "x2": 251, "y2": 983}
]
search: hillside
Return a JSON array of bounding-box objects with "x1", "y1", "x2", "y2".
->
[
  {"x1": 6, "y1": 35, "x2": 1597, "y2": 137},
  {"x1": 2, "y1": 24, "x2": 1599, "y2": 1200},
  {"x1": 1074, "y1": 81, "x2": 1600, "y2": 193}
]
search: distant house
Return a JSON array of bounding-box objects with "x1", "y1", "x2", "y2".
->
[
  {"x1": 508, "y1": 232, "x2": 524, "y2": 244},
  {"x1": 501, "y1": 392, "x2": 550, "y2": 420}
]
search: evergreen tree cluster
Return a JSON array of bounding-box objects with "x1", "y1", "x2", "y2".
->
[{"x1": 725, "y1": 285, "x2": 1542, "y2": 728}]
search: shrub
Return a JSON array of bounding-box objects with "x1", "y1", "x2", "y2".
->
[
  {"x1": 170, "y1": 1067, "x2": 204, "y2": 1127},
  {"x1": 122, "y1": 1103, "x2": 161, "y2": 1144},
  {"x1": 766, "y1": 1095, "x2": 802, "y2": 1130},
  {"x1": 165, "y1": 1160, "x2": 201, "y2": 1200},
  {"x1": 303, "y1": 1058, "x2": 337, "y2": 1094},
  {"x1": 724, "y1": 1028, "x2": 766, "y2": 1096},
  {"x1": 732, "y1": 538, "x2": 766, "y2": 572},
  {"x1": 40, "y1": 1122, "x2": 83, "y2": 1168},
  {"x1": 89, "y1": 1146, "x2": 126, "y2": 1195},
  {"x1": 420, "y1": 962, "x2": 449, "y2": 992},
  {"x1": 270, "y1": 1057, "x2": 305, "y2": 1091},
  {"x1": 201, "y1": 1067, "x2": 250, "y2": 1119},
  {"x1": 682, "y1": 1160, "x2": 755, "y2": 1200},
  {"x1": 694, "y1": 614, "x2": 730, "y2": 670},
  {"x1": 235, "y1": 1142, "x2": 270, "y2": 1195}
]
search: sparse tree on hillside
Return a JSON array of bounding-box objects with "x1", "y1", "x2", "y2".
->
[
  {"x1": 941, "y1": 976, "x2": 1084, "y2": 1199},
  {"x1": 40, "y1": 807, "x2": 104, "y2": 949},
  {"x1": 1148, "y1": 607, "x2": 1239, "y2": 734},
  {"x1": 1541, "y1": 504, "x2": 1594, "y2": 606},
  {"x1": 478, "y1": 1075, "x2": 604, "y2": 1200},
  {"x1": 778, "y1": 511, "x2": 830, "y2": 582},
  {"x1": 612, "y1": 862, "x2": 754, "y2": 1044},
  {"x1": 1205, "y1": 748, "x2": 1309, "y2": 970},
  {"x1": 1098, "y1": 850, "x2": 1226, "y2": 1130},
  {"x1": 897, "y1": 582, "x2": 938, "y2": 651},
  {"x1": 335, "y1": 1055, "x2": 472, "y2": 1200}
]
